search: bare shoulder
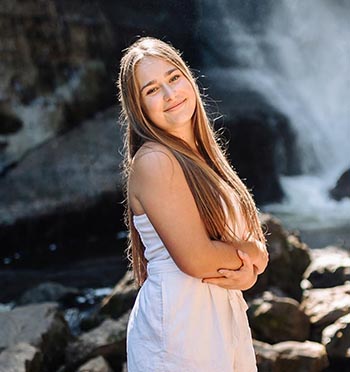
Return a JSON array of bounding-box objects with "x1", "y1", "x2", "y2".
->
[
  {"x1": 129, "y1": 142, "x2": 183, "y2": 199},
  {"x1": 132, "y1": 142, "x2": 179, "y2": 179},
  {"x1": 133, "y1": 142, "x2": 175, "y2": 165}
]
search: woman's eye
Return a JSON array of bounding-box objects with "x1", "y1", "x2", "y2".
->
[
  {"x1": 170, "y1": 74, "x2": 180, "y2": 82},
  {"x1": 146, "y1": 87, "x2": 158, "y2": 95}
]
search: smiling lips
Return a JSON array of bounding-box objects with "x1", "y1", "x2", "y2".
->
[{"x1": 164, "y1": 99, "x2": 186, "y2": 112}]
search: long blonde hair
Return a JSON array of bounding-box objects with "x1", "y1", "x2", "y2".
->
[{"x1": 118, "y1": 37, "x2": 266, "y2": 286}]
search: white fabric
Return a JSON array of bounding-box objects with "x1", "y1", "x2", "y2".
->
[{"x1": 127, "y1": 212, "x2": 257, "y2": 372}]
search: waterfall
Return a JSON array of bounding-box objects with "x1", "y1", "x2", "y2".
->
[{"x1": 200, "y1": 0, "x2": 350, "y2": 231}]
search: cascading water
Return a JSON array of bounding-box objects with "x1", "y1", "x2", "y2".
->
[{"x1": 200, "y1": 0, "x2": 350, "y2": 242}]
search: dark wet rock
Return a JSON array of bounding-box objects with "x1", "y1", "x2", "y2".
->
[
  {"x1": 0, "y1": 342, "x2": 42, "y2": 372},
  {"x1": 0, "y1": 1, "x2": 116, "y2": 172},
  {"x1": 248, "y1": 292, "x2": 310, "y2": 344},
  {"x1": 202, "y1": 69, "x2": 301, "y2": 204},
  {"x1": 0, "y1": 302, "x2": 71, "y2": 371},
  {"x1": 273, "y1": 341, "x2": 329, "y2": 372},
  {"x1": 254, "y1": 340, "x2": 279, "y2": 372},
  {"x1": 251, "y1": 214, "x2": 311, "y2": 300},
  {"x1": 17, "y1": 281, "x2": 80, "y2": 306},
  {"x1": 99, "y1": 271, "x2": 138, "y2": 320},
  {"x1": 329, "y1": 168, "x2": 350, "y2": 201},
  {"x1": 0, "y1": 256, "x2": 126, "y2": 304},
  {"x1": 65, "y1": 311, "x2": 130, "y2": 370},
  {"x1": 0, "y1": 107, "x2": 124, "y2": 266},
  {"x1": 302, "y1": 246, "x2": 350, "y2": 289},
  {"x1": 301, "y1": 284, "x2": 350, "y2": 341},
  {"x1": 322, "y1": 313, "x2": 350, "y2": 359},
  {"x1": 76, "y1": 355, "x2": 113, "y2": 372}
]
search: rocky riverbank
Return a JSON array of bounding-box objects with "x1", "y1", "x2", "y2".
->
[{"x1": 1, "y1": 214, "x2": 349, "y2": 372}]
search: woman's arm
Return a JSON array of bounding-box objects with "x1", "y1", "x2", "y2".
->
[
  {"x1": 130, "y1": 144, "x2": 265, "y2": 279},
  {"x1": 202, "y1": 250, "x2": 259, "y2": 290}
]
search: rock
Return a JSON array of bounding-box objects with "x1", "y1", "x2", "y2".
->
[
  {"x1": 203, "y1": 69, "x2": 301, "y2": 204},
  {"x1": 322, "y1": 313, "x2": 350, "y2": 359},
  {"x1": 273, "y1": 341, "x2": 329, "y2": 372},
  {"x1": 99, "y1": 271, "x2": 138, "y2": 319},
  {"x1": 0, "y1": 0, "x2": 115, "y2": 171},
  {"x1": 17, "y1": 281, "x2": 79, "y2": 306},
  {"x1": 76, "y1": 356, "x2": 113, "y2": 372},
  {"x1": 252, "y1": 214, "x2": 311, "y2": 300},
  {"x1": 0, "y1": 302, "x2": 71, "y2": 371},
  {"x1": 0, "y1": 256, "x2": 126, "y2": 304},
  {"x1": 253, "y1": 340, "x2": 279, "y2": 372},
  {"x1": 0, "y1": 342, "x2": 42, "y2": 372},
  {"x1": 65, "y1": 310, "x2": 130, "y2": 369},
  {"x1": 248, "y1": 292, "x2": 310, "y2": 343},
  {"x1": 329, "y1": 168, "x2": 350, "y2": 201},
  {"x1": 302, "y1": 246, "x2": 350, "y2": 289},
  {"x1": 301, "y1": 284, "x2": 350, "y2": 341},
  {"x1": 0, "y1": 107, "x2": 124, "y2": 264}
]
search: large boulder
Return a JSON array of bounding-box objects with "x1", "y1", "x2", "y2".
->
[
  {"x1": 17, "y1": 281, "x2": 79, "y2": 306},
  {"x1": 248, "y1": 292, "x2": 310, "y2": 344},
  {"x1": 254, "y1": 340, "x2": 329, "y2": 372},
  {"x1": 0, "y1": 303, "x2": 71, "y2": 371},
  {"x1": 65, "y1": 311, "x2": 130, "y2": 370},
  {"x1": 254, "y1": 340, "x2": 279, "y2": 372},
  {"x1": 0, "y1": 107, "x2": 124, "y2": 268},
  {"x1": 273, "y1": 341, "x2": 329, "y2": 372},
  {"x1": 322, "y1": 313, "x2": 350, "y2": 359},
  {"x1": 251, "y1": 214, "x2": 311, "y2": 300},
  {"x1": 0, "y1": 1, "x2": 116, "y2": 172},
  {"x1": 202, "y1": 69, "x2": 301, "y2": 204},
  {"x1": 329, "y1": 168, "x2": 350, "y2": 201},
  {"x1": 302, "y1": 246, "x2": 350, "y2": 289},
  {"x1": 76, "y1": 356, "x2": 113, "y2": 372},
  {"x1": 99, "y1": 271, "x2": 138, "y2": 320},
  {"x1": 0, "y1": 343, "x2": 42, "y2": 372},
  {"x1": 301, "y1": 284, "x2": 350, "y2": 341}
]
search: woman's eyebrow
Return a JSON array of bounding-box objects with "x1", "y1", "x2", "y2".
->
[{"x1": 140, "y1": 68, "x2": 179, "y2": 93}]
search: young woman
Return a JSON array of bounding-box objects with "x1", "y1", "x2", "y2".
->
[{"x1": 118, "y1": 37, "x2": 268, "y2": 372}]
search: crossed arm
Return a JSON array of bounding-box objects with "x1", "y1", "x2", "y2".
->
[{"x1": 130, "y1": 144, "x2": 269, "y2": 290}]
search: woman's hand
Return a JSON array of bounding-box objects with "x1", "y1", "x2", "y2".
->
[{"x1": 201, "y1": 250, "x2": 258, "y2": 290}]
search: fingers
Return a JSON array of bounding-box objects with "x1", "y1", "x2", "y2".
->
[
  {"x1": 216, "y1": 250, "x2": 253, "y2": 278},
  {"x1": 201, "y1": 277, "x2": 232, "y2": 289},
  {"x1": 236, "y1": 250, "x2": 253, "y2": 269}
]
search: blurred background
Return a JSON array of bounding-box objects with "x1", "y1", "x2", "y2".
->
[{"x1": 0, "y1": 0, "x2": 349, "y2": 307}]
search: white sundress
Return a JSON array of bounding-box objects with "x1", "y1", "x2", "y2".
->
[{"x1": 126, "y1": 205, "x2": 258, "y2": 372}]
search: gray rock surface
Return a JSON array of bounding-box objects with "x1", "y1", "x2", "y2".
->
[
  {"x1": 65, "y1": 311, "x2": 130, "y2": 369},
  {"x1": 301, "y1": 284, "x2": 350, "y2": 341},
  {"x1": 76, "y1": 356, "x2": 113, "y2": 372},
  {"x1": 17, "y1": 281, "x2": 79, "y2": 306},
  {"x1": 322, "y1": 313, "x2": 350, "y2": 359},
  {"x1": 0, "y1": 0, "x2": 115, "y2": 171},
  {"x1": 273, "y1": 341, "x2": 329, "y2": 372},
  {"x1": 248, "y1": 292, "x2": 310, "y2": 343},
  {"x1": 329, "y1": 168, "x2": 350, "y2": 201},
  {"x1": 302, "y1": 245, "x2": 350, "y2": 289},
  {"x1": 0, "y1": 343, "x2": 42, "y2": 372},
  {"x1": 0, "y1": 303, "x2": 71, "y2": 370},
  {"x1": 99, "y1": 271, "x2": 138, "y2": 320},
  {"x1": 251, "y1": 214, "x2": 311, "y2": 300},
  {"x1": 254, "y1": 340, "x2": 279, "y2": 372}
]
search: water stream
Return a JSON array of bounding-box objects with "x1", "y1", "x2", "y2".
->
[{"x1": 202, "y1": 0, "x2": 350, "y2": 245}]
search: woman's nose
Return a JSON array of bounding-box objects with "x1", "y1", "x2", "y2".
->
[{"x1": 163, "y1": 84, "x2": 176, "y2": 101}]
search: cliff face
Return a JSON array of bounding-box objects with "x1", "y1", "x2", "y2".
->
[
  {"x1": 0, "y1": 1, "x2": 291, "y2": 260},
  {"x1": 0, "y1": 0, "x2": 200, "y2": 173},
  {"x1": 0, "y1": 0, "x2": 116, "y2": 172}
]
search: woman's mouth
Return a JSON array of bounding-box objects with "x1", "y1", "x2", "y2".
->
[{"x1": 164, "y1": 99, "x2": 186, "y2": 112}]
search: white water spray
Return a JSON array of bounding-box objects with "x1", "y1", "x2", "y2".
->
[{"x1": 207, "y1": 0, "x2": 350, "y2": 230}]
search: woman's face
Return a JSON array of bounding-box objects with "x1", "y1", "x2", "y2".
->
[{"x1": 135, "y1": 56, "x2": 196, "y2": 136}]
